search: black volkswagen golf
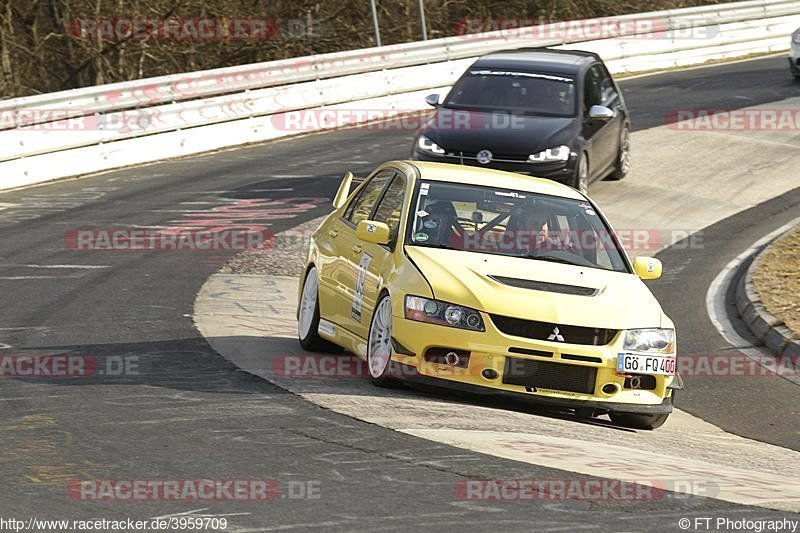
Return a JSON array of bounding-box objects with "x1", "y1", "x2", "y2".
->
[{"x1": 411, "y1": 48, "x2": 630, "y2": 194}]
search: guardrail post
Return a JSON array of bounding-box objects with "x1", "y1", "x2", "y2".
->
[
  {"x1": 370, "y1": 0, "x2": 382, "y2": 47},
  {"x1": 418, "y1": 0, "x2": 428, "y2": 40}
]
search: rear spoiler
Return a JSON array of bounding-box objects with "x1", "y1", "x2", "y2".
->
[{"x1": 332, "y1": 172, "x2": 365, "y2": 209}]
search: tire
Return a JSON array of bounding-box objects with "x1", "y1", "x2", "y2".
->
[
  {"x1": 606, "y1": 125, "x2": 631, "y2": 181},
  {"x1": 297, "y1": 267, "x2": 339, "y2": 352},
  {"x1": 366, "y1": 293, "x2": 397, "y2": 387},
  {"x1": 609, "y1": 411, "x2": 669, "y2": 430},
  {"x1": 569, "y1": 153, "x2": 589, "y2": 195}
]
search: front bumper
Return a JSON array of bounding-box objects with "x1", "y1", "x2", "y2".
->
[
  {"x1": 412, "y1": 149, "x2": 575, "y2": 183},
  {"x1": 395, "y1": 363, "x2": 674, "y2": 415},
  {"x1": 390, "y1": 316, "x2": 676, "y2": 414}
]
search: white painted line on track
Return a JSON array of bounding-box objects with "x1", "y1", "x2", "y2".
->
[
  {"x1": 706, "y1": 216, "x2": 800, "y2": 385},
  {"x1": 0, "y1": 264, "x2": 112, "y2": 269}
]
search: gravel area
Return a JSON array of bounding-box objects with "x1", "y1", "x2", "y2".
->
[
  {"x1": 753, "y1": 225, "x2": 800, "y2": 336},
  {"x1": 220, "y1": 215, "x2": 327, "y2": 276}
]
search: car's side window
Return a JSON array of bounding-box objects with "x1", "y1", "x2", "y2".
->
[
  {"x1": 344, "y1": 169, "x2": 394, "y2": 227},
  {"x1": 372, "y1": 174, "x2": 407, "y2": 243},
  {"x1": 583, "y1": 66, "x2": 603, "y2": 111},
  {"x1": 598, "y1": 65, "x2": 618, "y2": 105}
]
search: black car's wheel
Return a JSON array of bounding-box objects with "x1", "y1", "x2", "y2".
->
[
  {"x1": 609, "y1": 411, "x2": 670, "y2": 430},
  {"x1": 607, "y1": 125, "x2": 631, "y2": 181},
  {"x1": 570, "y1": 153, "x2": 589, "y2": 195},
  {"x1": 367, "y1": 293, "x2": 397, "y2": 387},
  {"x1": 297, "y1": 267, "x2": 339, "y2": 352}
]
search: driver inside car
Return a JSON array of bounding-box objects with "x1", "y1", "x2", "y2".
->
[
  {"x1": 419, "y1": 200, "x2": 465, "y2": 249},
  {"x1": 507, "y1": 206, "x2": 550, "y2": 254}
]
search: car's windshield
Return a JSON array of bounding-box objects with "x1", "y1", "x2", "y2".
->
[
  {"x1": 407, "y1": 180, "x2": 629, "y2": 273},
  {"x1": 444, "y1": 69, "x2": 576, "y2": 117}
]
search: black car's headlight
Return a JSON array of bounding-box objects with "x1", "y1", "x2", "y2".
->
[
  {"x1": 417, "y1": 135, "x2": 446, "y2": 155},
  {"x1": 528, "y1": 145, "x2": 571, "y2": 163},
  {"x1": 623, "y1": 329, "x2": 675, "y2": 354},
  {"x1": 405, "y1": 295, "x2": 484, "y2": 331}
]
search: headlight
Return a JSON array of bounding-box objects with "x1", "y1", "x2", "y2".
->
[
  {"x1": 417, "y1": 135, "x2": 445, "y2": 155},
  {"x1": 405, "y1": 295, "x2": 484, "y2": 331},
  {"x1": 793, "y1": 30, "x2": 800, "y2": 44},
  {"x1": 528, "y1": 145, "x2": 570, "y2": 163},
  {"x1": 623, "y1": 329, "x2": 675, "y2": 354}
]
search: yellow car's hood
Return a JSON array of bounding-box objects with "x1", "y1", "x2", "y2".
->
[{"x1": 406, "y1": 246, "x2": 665, "y2": 330}]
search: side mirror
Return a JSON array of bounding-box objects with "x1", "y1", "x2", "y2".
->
[
  {"x1": 633, "y1": 257, "x2": 662, "y2": 280},
  {"x1": 333, "y1": 171, "x2": 355, "y2": 209},
  {"x1": 588, "y1": 105, "x2": 615, "y2": 120},
  {"x1": 425, "y1": 93, "x2": 441, "y2": 107},
  {"x1": 356, "y1": 220, "x2": 391, "y2": 245}
]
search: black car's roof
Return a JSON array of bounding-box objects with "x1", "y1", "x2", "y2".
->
[{"x1": 471, "y1": 48, "x2": 599, "y2": 76}]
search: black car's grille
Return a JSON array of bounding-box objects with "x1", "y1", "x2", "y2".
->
[
  {"x1": 503, "y1": 357, "x2": 597, "y2": 394},
  {"x1": 488, "y1": 275, "x2": 599, "y2": 296},
  {"x1": 443, "y1": 152, "x2": 529, "y2": 163},
  {"x1": 490, "y1": 314, "x2": 618, "y2": 345}
]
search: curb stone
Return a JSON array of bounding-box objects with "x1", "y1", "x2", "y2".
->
[{"x1": 734, "y1": 225, "x2": 800, "y2": 357}]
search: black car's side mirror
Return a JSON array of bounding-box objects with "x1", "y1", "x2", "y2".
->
[
  {"x1": 425, "y1": 93, "x2": 441, "y2": 107},
  {"x1": 588, "y1": 105, "x2": 615, "y2": 120}
]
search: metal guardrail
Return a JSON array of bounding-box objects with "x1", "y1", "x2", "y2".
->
[
  {"x1": 0, "y1": 0, "x2": 798, "y2": 190},
  {"x1": 1, "y1": 0, "x2": 796, "y2": 129}
]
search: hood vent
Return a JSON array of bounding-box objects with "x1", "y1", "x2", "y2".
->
[{"x1": 488, "y1": 275, "x2": 599, "y2": 297}]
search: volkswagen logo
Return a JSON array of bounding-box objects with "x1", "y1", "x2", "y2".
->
[{"x1": 476, "y1": 149, "x2": 493, "y2": 164}]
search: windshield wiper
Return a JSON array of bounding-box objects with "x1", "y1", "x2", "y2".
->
[
  {"x1": 522, "y1": 254, "x2": 582, "y2": 266},
  {"x1": 408, "y1": 242, "x2": 455, "y2": 250}
]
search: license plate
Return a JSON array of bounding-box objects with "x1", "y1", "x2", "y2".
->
[{"x1": 617, "y1": 352, "x2": 676, "y2": 375}]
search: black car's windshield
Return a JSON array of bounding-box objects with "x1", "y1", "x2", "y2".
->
[
  {"x1": 444, "y1": 69, "x2": 576, "y2": 117},
  {"x1": 406, "y1": 180, "x2": 630, "y2": 273}
]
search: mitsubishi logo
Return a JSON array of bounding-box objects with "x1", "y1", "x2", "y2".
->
[{"x1": 547, "y1": 326, "x2": 565, "y2": 342}]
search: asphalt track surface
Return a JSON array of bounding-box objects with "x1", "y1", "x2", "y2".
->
[{"x1": 0, "y1": 55, "x2": 797, "y2": 530}]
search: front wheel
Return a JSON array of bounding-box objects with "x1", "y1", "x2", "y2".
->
[
  {"x1": 367, "y1": 293, "x2": 397, "y2": 387},
  {"x1": 570, "y1": 153, "x2": 589, "y2": 195},
  {"x1": 607, "y1": 126, "x2": 630, "y2": 181},
  {"x1": 297, "y1": 267, "x2": 338, "y2": 352}
]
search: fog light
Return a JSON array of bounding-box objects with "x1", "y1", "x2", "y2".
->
[{"x1": 444, "y1": 351, "x2": 460, "y2": 366}]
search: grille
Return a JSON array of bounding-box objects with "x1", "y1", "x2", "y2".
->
[
  {"x1": 490, "y1": 314, "x2": 617, "y2": 346},
  {"x1": 502, "y1": 357, "x2": 597, "y2": 394},
  {"x1": 508, "y1": 347, "x2": 553, "y2": 358},
  {"x1": 560, "y1": 353, "x2": 603, "y2": 364},
  {"x1": 489, "y1": 275, "x2": 599, "y2": 296}
]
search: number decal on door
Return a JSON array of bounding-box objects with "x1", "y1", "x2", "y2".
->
[{"x1": 352, "y1": 252, "x2": 373, "y2": 321}]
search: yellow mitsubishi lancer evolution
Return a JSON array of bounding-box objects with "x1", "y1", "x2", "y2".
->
[{"x1": 297, "y1": 161, "x2": 681, "y2": 429}]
